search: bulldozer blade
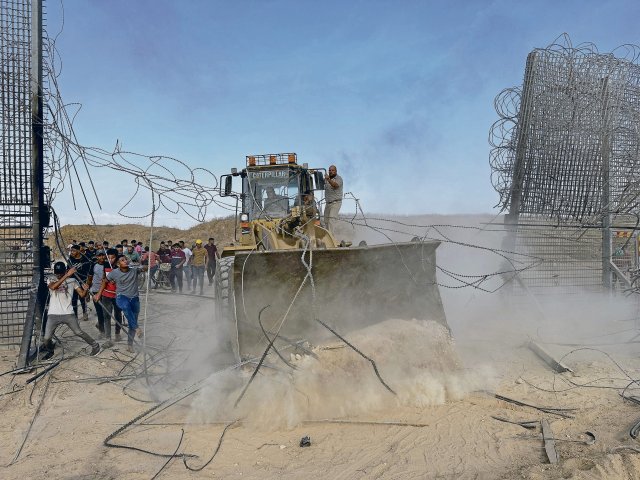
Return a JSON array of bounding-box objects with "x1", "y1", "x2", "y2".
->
[{"x1": 228, "y1": 240, "x2": 448, "y2": 360}]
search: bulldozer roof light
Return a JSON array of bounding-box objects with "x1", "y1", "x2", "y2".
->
[{"x1": 245, "y1": 153, "x2": 297, "y2": 166}]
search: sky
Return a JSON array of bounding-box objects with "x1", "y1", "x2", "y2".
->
[{"x1": 44, "y1": 0, "x2": 640, "y2": 228}]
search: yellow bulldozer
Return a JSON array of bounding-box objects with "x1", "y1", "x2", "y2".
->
[{"x1": 216, "y1": 153, "x2": 448, "y2": 361}]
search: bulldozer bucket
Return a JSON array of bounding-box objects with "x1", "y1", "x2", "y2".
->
[{"x1": 217, "y1": 240, "x2": 447, "y2": 360}]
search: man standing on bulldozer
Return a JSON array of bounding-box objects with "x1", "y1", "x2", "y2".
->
[{"x1": 324, "y1": 164, "x2": 343, "y2": 234}]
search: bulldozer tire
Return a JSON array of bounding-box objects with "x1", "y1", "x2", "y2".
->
[
  {"x1": 214, "y1": 256, "x2": 239, "y2": 361},
  {"x1": 215, "y1": 256, "x2": 234, "y2": 321}
]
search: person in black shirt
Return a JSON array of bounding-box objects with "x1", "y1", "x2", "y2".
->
[
  {"x1": 204, "y1": 237, "x2": 219, "y2": 286},
  {"x1": 85, "y1": 241, "x2": 97, "y2": 261},
  {"x1": 68, "y1": 244, "x2": 92, "y2": 321},
  {"x1": 169, "y1": 243, "x2": 186, "y2": 293},
  {"x1": 157, "y1": 241, "x2": 172, "y2": 264}
]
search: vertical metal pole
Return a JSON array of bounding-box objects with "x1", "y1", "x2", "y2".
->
[
  {"x1": 18, "y1": 0, "x2": 44, "y2": 367},
  {"x1": 142, "y1": 179, "x2": 156, "y2": 383},
  {"x1": 601, "y1": 77, "x2": 612, "y2": 291},
  {"x1": 505, "y1": 52, "x2": 537, "y2": 253},
  {"x1": 507, "y1": 51, "x2": 537, "y2": 224}
]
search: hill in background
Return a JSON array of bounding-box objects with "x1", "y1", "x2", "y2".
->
[
  {"x1": 51, "y1": 213, "x2": 497, "y2": 252},
  {"x1": 51, "y1": 216, "x2": 237, "y2": 251}
]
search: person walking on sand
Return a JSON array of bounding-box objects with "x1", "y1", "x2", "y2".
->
[
  {"x1": 141, "y1": 246, "x2": 159, "y2": 288},
  {"x1": 42, "y1": 262, "x2": 100, "y2": 356},
  {"x1": 169, "y1": 243, "x2": 186, "y2": 293},
  {"x1": 157, "y1": 241, "x2": 171, "y2": 264},
  {"x1": 180, "y1": 240, "x2": 193, "y2": 290},
  {"x1": 205, "y1": 237, "x2": 219, "y2": 286},
  {"x1": 190, "y1": 239, "x2": 208, "y2": 295}
]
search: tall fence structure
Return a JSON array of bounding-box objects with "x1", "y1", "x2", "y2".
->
[
  {"x1": 0, "y1": 0, "x2": 47, "y2": 358},
  {"x1": 490, "y1": 36, "x2": 640, "y2": 293}
]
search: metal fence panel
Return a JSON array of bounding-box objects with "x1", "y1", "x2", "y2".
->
[
  {"x1": 491, "y1": 38, "x2": 640, "y2": 293},
  {"x1": 0, "y1": 0, "x2": 34, "y2": 348}
]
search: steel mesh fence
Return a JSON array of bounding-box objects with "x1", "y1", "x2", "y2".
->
[
  {"x1": 512, "y1": 215, "x2": 603, "y2": 294},
  {"x1": 491, "y1": 39, "x2": 640, "y2": 223},
  {"x1": 491, "y1": 37, "x2": 640, "y2": 292},
  {"x1": 0, "y1": 0, "x2": 34, "y2": 348},
  {"x1": 512, "y1": 214, "x2": 639, "y2": 294}
]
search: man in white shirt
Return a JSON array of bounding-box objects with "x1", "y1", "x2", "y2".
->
[
  {"x1": 43, "y1": 262, "x2": 100, "y2": 356},
  {"x1": 179, "y1": 240, "x2": 193, "y2": 290}
]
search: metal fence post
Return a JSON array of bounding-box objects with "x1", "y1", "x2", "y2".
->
[{"x1": 17, "y1": 0, "x2": 44, "y2": 367}]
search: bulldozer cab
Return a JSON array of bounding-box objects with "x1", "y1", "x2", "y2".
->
[
  {"x1": 220, "y1": 153, "x2": 324, "y2": 222},
  {"x1": 246, "y1": 168, "x2": 301, "y2": 220}
]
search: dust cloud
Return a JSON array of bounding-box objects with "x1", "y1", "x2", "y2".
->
[
  {"x1": 171, "y1": 214, "x2": 505, "y2": 428},
  {"x1": 156, "y1": 214, "x2": 639, "y2": 431},
  {"x1": 189, "y1": 319, "x2": 491, "y2": 429}
]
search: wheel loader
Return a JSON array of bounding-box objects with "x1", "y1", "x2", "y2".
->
[{"x1": 216, "y1": 153, "x2": 448, "y2": 361}]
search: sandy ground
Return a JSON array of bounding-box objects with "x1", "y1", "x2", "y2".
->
[{"x1": 4, "y1": 277, "x2": 640, "y2": 479}]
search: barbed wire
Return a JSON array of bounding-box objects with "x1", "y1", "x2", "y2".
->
[
  {"x1": 40, "y1": 6, "x2": 235, "y2": 225},
  {"x1": 489, "y1": 33, "x2": 640, "y2": 225},
  {"x1": 332, "y1": 202, "x2": 541, "y2": 293},
  {"x1": 488, "y1": 34, "x2": 640, "y2": 296}
]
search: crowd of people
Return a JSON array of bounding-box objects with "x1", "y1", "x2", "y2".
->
[{"x1": 43, "y1": 237, "x2": 219, "y2": 355}]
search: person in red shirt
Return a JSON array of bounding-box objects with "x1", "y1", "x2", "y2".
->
[
  {"x1": 141, "y1": 246, "x2": 160, "y2": 288},
  {"x1": 95, "y1": 249, "x2": 126, "y2": 342}
]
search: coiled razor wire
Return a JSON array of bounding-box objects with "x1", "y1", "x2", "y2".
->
[
  {"x1": 489, "y1": 34, "x2": 640, "y2": 224},
  {"x1": 39, "y1": 3, "x2": 237, "y2": 223},
  {"x1": 488, "y1": 34, "x2": 640, "y2": 295}
]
